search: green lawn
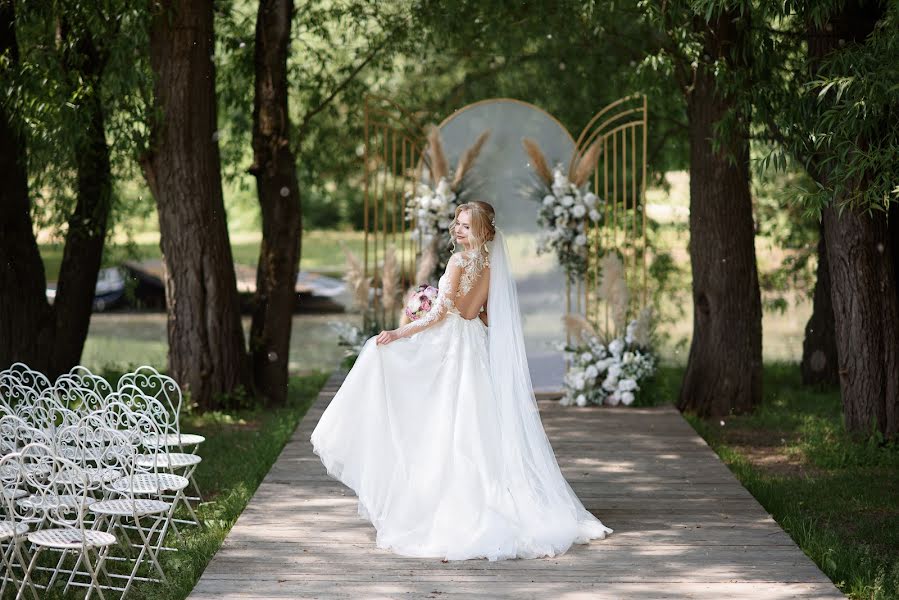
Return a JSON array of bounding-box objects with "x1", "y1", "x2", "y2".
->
[{"x1": 686, "y1": 365, "x2": 899, "y2": 600}]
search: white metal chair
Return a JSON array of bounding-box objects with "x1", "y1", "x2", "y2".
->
[{"x1": 7, "y1": 442, "x2": 116, "y2": 599}]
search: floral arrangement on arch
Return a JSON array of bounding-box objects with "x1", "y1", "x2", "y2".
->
[
  {"x1": 522, "y1": 138, "x2": 604, "y2": 283},
  {"x1": 560, "y1": 253, "x2": 657, "y2": 407},
  {"x1": 406, "y1": 127, "x2": 491, "y2": 284}
]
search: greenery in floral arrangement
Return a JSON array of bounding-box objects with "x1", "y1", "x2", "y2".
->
[
  {"x1": 560, "y1": 253, "x2": 657, "y2": 406},
  {"x1": 522, "y1": 138, "x2": 603, "y2": 283}
]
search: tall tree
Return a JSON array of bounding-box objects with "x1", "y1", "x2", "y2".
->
[
  {"x1": 0, "y1": 1, "x2": 115, "y2": 377},
  {"x1": 810, "y1": 1, "x2": 898, "y2": 438},
  {"x1": 0, "y1": 0, "x2": 50, "y2": 371},
  {"x1": 140, "y1": 0, "x2": 252, "y2": 408},
  {"x1": 650, "y1": 4, "x2": 763, "y2": 417},
  {"x1": 248, "y1": 0, "x2": 301, "y2": 405},
  {"x1": 215, "y1": 0, "x2": 409, "y2": 403}
]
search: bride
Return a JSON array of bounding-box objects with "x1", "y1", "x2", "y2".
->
[{"x1": 311, "y1": 200, "x2": 612, "y2": 561}]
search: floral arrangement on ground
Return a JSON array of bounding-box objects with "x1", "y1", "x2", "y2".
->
[{"x1": 560, "y1": 253, "x2": 658, "y2": 407}]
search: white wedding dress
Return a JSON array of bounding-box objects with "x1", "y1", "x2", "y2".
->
[{"x1": 311, "y1": 231, "x2": 612, "y2": 561}]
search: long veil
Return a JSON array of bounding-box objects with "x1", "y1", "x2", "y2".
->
[{"x1": 487, "y1": 230, "x2": 611, "y2": 544}]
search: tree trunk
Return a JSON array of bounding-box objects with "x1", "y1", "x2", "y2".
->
[
  {"x1": 809, "y1": 2, "x2": 898, "y2": 439},
  {"x1": 141, "y1": 0, "x2": 252, "y2": 409},
  {"x1": 823, "y1": 207, "x2": 899, "y2": 438},
  {"x1": 677, "y1": 10, "x2": 763, "y2": 417},
  {"x1": 800, "y1": 221, "x2": 838, "y2": 386},
  {"x1": 50, "y1": 24, "x2": 114, "y2": 375},
  {"x1": 248, "y1": 0, "x2": 302, "y2": 405},
  {"x1": 0, "y1": 0, "x2": 53, "y2": 372},
  {"x1": 0, "y1": 6, "x2": 116, "y2": 378}
]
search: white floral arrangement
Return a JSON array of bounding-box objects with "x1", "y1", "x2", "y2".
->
[
  {"x1": 406, "y1": 127, "x2": 490, "y2": 283},
  {"x1": 560, "y1": 253, "x2": 657, "y2": 407},
  {"x1": 535, "y1": 166, "x2": 604, "y2": 281},
  {"x1": 522, "y1": 138, "x2": 604, "y2": 282},
  {"x1": 560, "y1": 314, "x2": 656, "y2": 407},
  {"x1": 406, "y1": 177, "x2": 458, "y2": 249}
]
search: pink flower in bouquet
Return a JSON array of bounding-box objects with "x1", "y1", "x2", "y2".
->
[{"x1": 405, "y1": 284, "x2": 438, "y2": 321}]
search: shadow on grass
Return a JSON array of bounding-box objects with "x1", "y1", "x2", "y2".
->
[{"x1": 685, "y1": 364, "x2": 899, "y2": 600}]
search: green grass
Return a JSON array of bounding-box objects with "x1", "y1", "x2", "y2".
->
[
  {"x1": 685, "y1": 365, "x2": 899, "y2": 600},
  {"x1": 34, "y1": 371, "x2": 329, "y2": 600}
]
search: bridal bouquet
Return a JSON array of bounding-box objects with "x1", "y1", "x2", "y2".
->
[
  {"x1": 522, "y1": 138, "x2": 604, "y2": 282},
  {"x1": 404, "y1": 284, "x2": 438, "y2": 321}
]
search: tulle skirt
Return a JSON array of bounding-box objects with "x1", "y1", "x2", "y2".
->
[{"x1": 310, "y1": 312, "x2": 612, "y2": 561}]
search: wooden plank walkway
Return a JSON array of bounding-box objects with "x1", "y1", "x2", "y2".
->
[{"x1": 190, "y1": 372, "x2": 844, "y2": 599}]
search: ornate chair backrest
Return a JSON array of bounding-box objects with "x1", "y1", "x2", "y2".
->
[
  {"x1": 64, "y1": 365, "x2": 114, "y2": 400},
  {"x1": 0, "y1": 414, "x2": 52, "y2": 455},
  {"x1": 2, "y1": 442, "x2": 93, "y2": 533},
  {"x1": 53, "y1": 373, "x2": 109, "y2": 417},
  {"x1": 115, "y1": 383, "x2": 178, "y2": 441},
  {"x1": 117, "y1": 366, "x2": 182, "y2": 428}
]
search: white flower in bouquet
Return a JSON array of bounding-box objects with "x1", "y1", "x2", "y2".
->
[
  {"x1": 602, "y1": 374, "x2": 618, "y2": 392},
  {"x1": 580, "y1": 351, "x2": 593, "y2": 362},
  {"x1": 543, "y1": 195, "x2": 556, "y2": 207},
  {"x1": 589, "y1": 209, "x2": 602, "y2": 222},
  {"x1": 419, "y1": 195, "x2": 432, "y2": 210},
  {"x1": 553, "y1": 169, "x2": 569, "y2": 190},
  {"x1": 607, "y1": 363, "x2": 622, "y2": 379},
  {"x1": 575, "y1": 394, "x2": 587, "y2": 407},
  {"x1": 584, "y1": 192, "x2": 597, "y2": 207},
  {"x1": 438, "y1": 219, "x2": 451, "y2": 229},
  {"x1": 618, "y1": 378, "x2": 638, "y2": 392},
  {"x1": 585, "y1": 365, "x2": 599, "y2": 379},
  {"x1": 595, "y1": 357, "x2": 613, "y2": 372},
  {"x1": 572, "y1": 204, "x2": 587, "y2": 219},
  {"x1": 622, "y1": 351, "x2": 634, "y2": 365},
  {"x1": 608, "y1": 338, "x2": 625, "y2": 357},
  {"x1": 554, "y1": 206, "x2": 564, "y2": 217},
  {"x1": 606, "y1": 391, "x2": 621, "y2": 406},
  {"x1": 575, "y1": 377, "x2": 586, "y2": 390},
  {"x1": 561, "y1": 195, "x2": 575, "y2": 207},
  {"x1": 575, "y1": 233, "x2": 588, "y2": 246},
  {"x1": 435, "y1": 178, "x2": 452, "y2": 197},
  {"x1": 620, "y1": 391, "x2": 635, "y2": 406}
]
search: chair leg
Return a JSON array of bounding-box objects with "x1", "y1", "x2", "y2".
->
[
  {"x1": 16, "y1": 545, "x2": 41, "y2": 600},
  {"x1": 81, "y1": 547, "x2": 107, "y2": 600}
]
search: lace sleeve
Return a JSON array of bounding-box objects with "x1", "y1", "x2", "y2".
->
[{"x1": 395, "y1": 254, "x2": 463, "y2": 338}]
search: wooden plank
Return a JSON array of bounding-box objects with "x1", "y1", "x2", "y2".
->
[{"x1": 188, "y1": 372, "x2": 844, "y2": 599}]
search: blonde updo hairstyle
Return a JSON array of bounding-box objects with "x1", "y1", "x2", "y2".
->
[{"x1": 450, "y1": 201, "x2": 496, "y2": 253}]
